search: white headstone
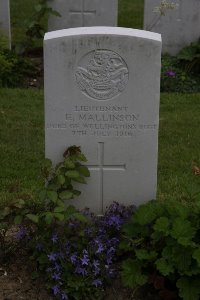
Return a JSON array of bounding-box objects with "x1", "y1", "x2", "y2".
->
[
  {"x1": 144, "y1": 0, "x2": 200, "y2": 55},
  {"x1": 0, "y1": 0, "x2": 11, "y2": 49},
  {"x1": 44, "y1": 27, "x2": 162, "y2": 214},
  {"x1": 48, "y1": 0, "x2": 118, "y2": 31}
]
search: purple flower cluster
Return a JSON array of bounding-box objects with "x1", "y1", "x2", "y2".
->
[
  {"x1": 39, "y1": 202, "x2": 135, "y2": 300},
  {"x1": 15, "y1": 225, "x2": 29, "y2": 240},
  {"x1": 165, "y1": 70, "x2": 176, "y2": 77}
]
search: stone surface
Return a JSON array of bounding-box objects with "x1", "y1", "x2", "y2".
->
[
  {"x1": 48, "y1": 0, "x2": 118, "y2": 31},
  {"x1": 0, "y1": 0, "x2": 11, "y2": 48},
  {"x1": 144, "y1": 0, "x2": 200, "y2": 55},
  {"x1": 44, "y1": 27, "x2": 162, "y2": 214}
]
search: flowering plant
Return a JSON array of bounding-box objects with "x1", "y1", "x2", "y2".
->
[
  {"x1": 11, "y1": 146, "x2": 135, "y2": 299},
  {"x1": 26, "y1": 202, "x2": 135, "y2": 300}
]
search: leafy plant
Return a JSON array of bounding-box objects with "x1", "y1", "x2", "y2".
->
[
  {"x1": 177, "y1": 39, "x2": 200, "y2": 74},
  {"x1": 17, "y1": 0, "x2": 60, "y2": 53},
  {"x1": 0, "y1": 47, "x2": 37, "y2": 87},
  {"x1": 27, "y1": 202, "x2": 134, "y2": 300},
  {"x1": 161, "y1": 54, "x2": 200, "y2": 93},
  {"x1": 121, "y1": 200, "x2": 200, "y2": 300},
  {"x1": 0, "y1": 146, "x2": 90, "y2": 262}
]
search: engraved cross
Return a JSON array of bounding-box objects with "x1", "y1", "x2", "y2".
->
[
  {"x1": 87, "y1": 142, "x2": 126, "y2": 214},
  {"x1": 69, "y1": 0, "x2": 96, "y2": 27}
]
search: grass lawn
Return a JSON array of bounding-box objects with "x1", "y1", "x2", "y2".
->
[
  {"x1": 1, "y1": 89, "x2": 200, "y2": 207},
  {"x1": 10, "y1": 0, "x2": 144, "y2": 45}
]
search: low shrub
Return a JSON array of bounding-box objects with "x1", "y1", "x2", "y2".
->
[
  {"x1": 161, "y1": 54, "x2": 200, "y2": 93},
  {"x1": 121, "y1": 199, "x2": 200, "y2": 300},
  {"x1": 0, "y1": 146, "x2": 134, "y2": 299},
  {"x1": 0, "y1": 48, "x2": 37, "y2": 87}
]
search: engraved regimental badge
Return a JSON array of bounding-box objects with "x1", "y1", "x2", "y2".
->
[{"x1": 76, "y1": 49, "x2": 129, "y2": 100}]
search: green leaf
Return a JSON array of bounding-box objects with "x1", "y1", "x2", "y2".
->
[
  {"x1": 78, "y1": 166, "x2": 90, "y2": 177},
  {"x1": 54, "y1": 206, "x2": 65, "y2": 213},
  {"x1": 58, "y1": 175, "x2": 65, "y2": 185},
  {"x1": 2, "y1": 207, "x2": 11, "y2": 217},
  {"x1": 72, "y1": 176, "x2": 86, "y2": 184},
  {"x1": 64, "y1": 158, "x2": 75, "y2": 169},
  {"x1": 170, "y1": 245, "x2": 193, "y2": 273},
  {"x1": 72, "y1": 212, "x2": 87, "y2": 223},
  {"x1": 34, "y1": 4, "x2": 42, "y2": 12},
  {"x1": 134, "y1": 201, "x2": 164, "y2": 225},
  {"x1": 47, "y1": 190, "x2": 58, "y2": 203},
  {"x1": 177, "y1": 277, "x2": 200, "y2": 300},
  {"x1": 50, "y1": 9, "x2": 61, "y2": 17},
  {"x1": 43, "y1": 158, "x2": 52, "y2": 170},
  {"x1": 57, "y1": 200, "x2": 65, "y2": 209},
  {"x1": 38, "y1": 189, "x2": 46, "y2": 201},
  {"x1": 135, "y1": 249, "x2": 157, "y2": 261},
  {"x1": 26, "y1": 214, "x2": 39, "y2": 223},
  {"x1": 59, "y1": 191, "x2": 73, "y2": 200},
  {"x1": 122, "y1": 259, "x2": 148, "y2": 288},
  {"x1": 72, "y1": 190, "x2": 81, "y2": 197},
  {"x1": 45, "y1": 212, "x2": 54, "y2": 224},
  {"x1": 156, "y1": 258, "x2": 174, "y2": 276},
  {"x1": 123, "y1": 221, "x2": 148, "y2": 239},
  {"x1": 153, "y1": 217, "x2": 170, "y2": 235},
  {"x1": 13, "y1": 199, "x2": 25, "y2": 209},
  {"x1": 192, "y1": 248, "x2": 200, "y2": 266},
  {"x1": 170, "y1": 218, "x2": 196, "y2": 240},
  {"x1": 66, "y1": 205, "x2": 77, "y2": 215},
  {"x1": 14, "y1": 215, "x2": 23, "y2": 224},
  {"x1": 65, "y1": 170, "x2": 80, "y2": 178},
  {"x1": 77, "y1": 153, "x2": 87, "y2": 162},
  {"x1": 54, "y1": 213, "x2": 64, "y2": 221}
]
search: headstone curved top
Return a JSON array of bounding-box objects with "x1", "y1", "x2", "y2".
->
[
  {"x1": 0, "y1": 0, "x2": 11, "y2": 49},
  {"x1": 44, "y1": 27, "x2": 162, "y2": 214},
  {"x1": 48, "y1": 0, "x2": 118, "y2": 31},
  {"x1": 144, "y1": 0, "x2": 200, "y2": 55}
]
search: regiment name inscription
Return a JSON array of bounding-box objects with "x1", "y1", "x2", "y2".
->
[{"x1": 46, "y1": 104, "x2": 157, "y2": 137}]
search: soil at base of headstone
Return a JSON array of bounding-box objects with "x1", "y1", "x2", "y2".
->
[
  {"x1": 0, "y1": 231, "x2": 164, "y2": 300},
  {"x1": 0, "y1": 255, "x2": 53, "y2": 300},
  {"x1": 0, "y1": 252, "x2": 162, "y2": 300}
]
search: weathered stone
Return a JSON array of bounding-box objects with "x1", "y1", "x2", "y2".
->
[
  {"x1": 144, "y1": 0, "x2": 200, "y2": 55},
  {"x1": 44, "y1": 27, "x2": 162, "y2": 214},
  {"x1": 0, "y1": 0, "x2": 11, "y2": 49},
  {"x1": 48, "y1": 0, "x2": 118, "y2": 31}
]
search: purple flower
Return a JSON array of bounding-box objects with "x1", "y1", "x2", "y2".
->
[
  {"x1": 96, "y1": 243, "x2": 104, "y2": 254},
  {"x1": 93, "y1": 260, "x2": 100, "y2": 269},
  {"x1": 165, "y1": 70, "x2": 176, "y2": 77},
  {"x1": 106, "y1": 215, "x2": 123, "y2": 228},
  {"x1": 51, "y1": 233, "x2": 59, "y2": 243},
  {"x1": 107, "y1": 246, "x2": 116, "y2": 255},
  {"x1": 70, "y1": 253, "x2": 77, "y2": 264},
  {"x1": 52, "y1": 285, "x2": 60, "y2": 295},
  {"x1": 84, "y1": 227, "x2": 93, "y2": 236},
  {"x1": 16, "y1": 226, "x2": 28, "y2": 240},
  {"x1": 107, "y1": 238, "x2": 119, "y2": 246},
  {"x1": 106, "y1": 256, "x2": 113, "y2": 265},
  {"x1": 54, "y1": 263, "x2": 61, "y2": 272},
  {"x1": 81, "y1": 250, "x2": 90, "y2": 266},
  {"x1": 52, "y1": 272, "x2": 61, "y2": 281},
  {"x1": 93, "y1": 266, "x2": 100, "y2": 276},
  {"x1": 35, "y1": 242, "x2": 42, "y2": 252},
  {"x1": 92, "y1": 279, "x2": 102, "y2": 287},
  {"x1": 75, "y1": 266, "x2": 88, "y2": 276},
  {"x1": 61, "y1": 292, "x2": 68, "y2": 300},
  {"x1": 47, "y1": 252, "x2": 58, "y2": 262}
]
